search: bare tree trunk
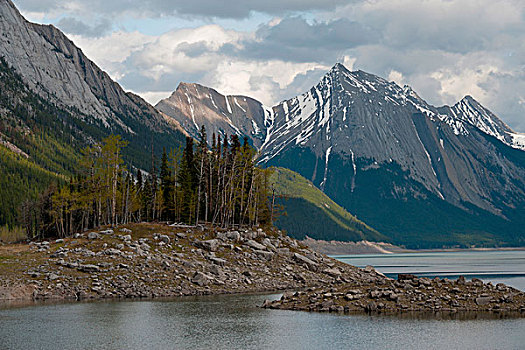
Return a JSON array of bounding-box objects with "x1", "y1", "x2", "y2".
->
[{"x1": 196, "y1": 154, "x2": 204, "y2": 225}]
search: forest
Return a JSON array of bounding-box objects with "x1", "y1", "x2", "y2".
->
[{"x1": 19, "y1": 127, "x2": 274, "y2": 240}]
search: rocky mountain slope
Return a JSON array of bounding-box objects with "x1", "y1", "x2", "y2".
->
[
  {"x1": 165, "y1": 64, "x2": 525, "y2": 248},
  {"x1": 156, "y1": 82, "x2": 271, "y2": 148},
  {"x1": 0, "y1": 0, "x2": 186, "y2": 171}
]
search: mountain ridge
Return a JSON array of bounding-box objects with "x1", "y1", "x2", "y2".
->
[
  {"x1": 161, "y1": 63, "x2": 525, "y2": 247},
  {"x1": 0, "y1": 0, "x2": 186, "y2": 171}
]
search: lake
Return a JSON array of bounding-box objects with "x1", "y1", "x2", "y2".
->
[
  {"x1": 1, "y1": 251, "x2": 524, "y2": 350},
  {"x1": 336, "y1": 250, "x2": 525, "y2": 291}
]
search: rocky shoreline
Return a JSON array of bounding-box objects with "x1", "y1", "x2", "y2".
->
[
  {"x1": 261, "y1": 273, "x2": 525, "y2": 315},
  {"x1": 1, "y1": 223, "x2": 524, "y2": 316},
  {"x1": 0, "y1": 223, "x2": 373, "y2": 302}
]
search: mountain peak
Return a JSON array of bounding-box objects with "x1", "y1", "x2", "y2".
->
[{"x1": 329, "y1": 62, "x2": 347, "y2": 72}]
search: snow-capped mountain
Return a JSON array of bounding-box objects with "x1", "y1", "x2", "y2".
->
[{"x1": 164, "y1": 63, "x2": 525, "y2": 247}]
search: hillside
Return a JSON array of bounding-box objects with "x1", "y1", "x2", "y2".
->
[
  {"x1": 0, "y1": 57, "x2": 79, "y2": 226},
  {"x1": 270, "y1": 167, "x2": 387, "y2": 242},
  {"x1": 0, "y1": 0, "x2": 187, "y2": 228},
  {"x1": 0, "y1": 0, "x2": 186, "y2": 172}
]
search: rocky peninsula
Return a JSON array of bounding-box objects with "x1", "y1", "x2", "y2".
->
[
  {"x1": 1, "y1": 223, "x2": 524, "y2": 316},
  {"x1": 0, "y1": 223, "x2": 371, "y2": 301}
]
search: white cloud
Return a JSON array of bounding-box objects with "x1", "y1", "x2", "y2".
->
[{"x1": 388, "y1": 70, "x2": 405, "y2": 86}]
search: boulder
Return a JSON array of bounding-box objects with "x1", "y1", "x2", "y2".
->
[
  {"x1": 48, "y1": 273, "x2": 60, "y2": 281},
  {"x1": 293, "y1": 253, "x2": 318, "y2": 270},
  {"x1": 245, "y1": 240, "x2": 266, "y2": 251},
  {"x1": 262, "y1": 238, "x2": 277, "y2": 252},
  {"x1": 78, "y1": 264, "x2": 100, "y2": 273},
  {"x1": 226, "y1": 231, "x2": 241, "y2": 241},
  {"x1": 254, "y1": 250, "x2": 274, "y2": 261},
  {"x1": 398, "y1": 274, "x2": 418, "y2": 281},
  {"x1": 192, "y1": 272, "x2": 213, "y2": 287},
  {"x1": 323, "y1": 268, "x2": 342, "y2": 278},
  {"x1": 365, "y1": 301, "x2": 377, "y2": 312},
  {"x1": 210, "y1": 257, "x2": 227, "y2": 266},
  {"x1": 87, "y1": 232, "x2": 100, "y2": 240},
  {"x1": 475, "y1": 296, "x2": 492, "y2": 305},
  {"x1": 103, "y1": 248, "x2": 122, "y2": 256},
  {"x1": 158, "y1": 235, "x2": 170, "y2": 244},
  {"x1": 195, "y1": 239, "x2": 219, "y2": 252}
]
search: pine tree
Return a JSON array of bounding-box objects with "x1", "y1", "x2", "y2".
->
[
  {"x1": 160, "y1": 148, "x2": 173, "y2": 220},
  {"x1": 179, "y1": 137, "x2": 197, "y2": 223}
]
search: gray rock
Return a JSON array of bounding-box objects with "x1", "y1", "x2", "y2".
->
[
  {"x1": 195, "y1": 239, "x2": 219, "y2": 252},
  {"x1": 364, "y1": 265, "x2": 376, "y2": 273},
  {"x1": 48, "y1": 273, "x2": 60, "y2": 281},
  {"x1": 226, "y1": 231, "x2": 241, "y2": 241},
  {"x1": 103, "y1": 248, "x2": 122, "y2": 256},
  {"x1": 158, "y1": 235, "x2": 170, "y2": 244},
  {"x1": 293, "y1": 253, "x2": 318, "y2": 270},
  {"x1": 192, "y1": 272, "x2": 213, "y2": 286},
  {"x1": 78, "y1": 264, "x2": 100, "y2": 273},
  {"x1": 475, "y1": 296, "x2": 492, "y2": 305},
  {"x1": 323, "y1": 268, "x2": 342, "y2": 277},
  {"x1": 365, "y1": 301, "x2": 378, "y2": 312},
  {"x1": 262, "y1": 238, "x2": 277, "y2": 251},
  {"x1": 245, "y1": 240, "x2": 266, "y2": 251},
  {"x1": 210, "y1": 257, "x2": 227, "y2": 266},
  {"x1": 254, "y1": 250, "x2": 274, "y2": 261},
  {"x1": 87, "y1": 232, "x2": 100, "y2": 240}
]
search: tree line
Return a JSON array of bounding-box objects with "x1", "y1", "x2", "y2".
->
[{"x1": 20, "y1": 127, "x2": 274, "y2": 239}]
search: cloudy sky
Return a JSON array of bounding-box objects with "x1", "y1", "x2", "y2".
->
[{"x1": 13, "y1": 0, "x2": 525, "y2": 132}]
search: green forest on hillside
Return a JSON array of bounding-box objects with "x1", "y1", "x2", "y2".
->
[{"x1": 270, "y1": 167, "x2": 387, "y2": 242}]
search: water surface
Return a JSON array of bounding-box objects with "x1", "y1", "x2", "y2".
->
[
  {"x1": 1, "y1": 250, "x2": 524, "y2": 349},
  {"x1": 336, "y1": 250, "x2": 525, "y2": 291}
]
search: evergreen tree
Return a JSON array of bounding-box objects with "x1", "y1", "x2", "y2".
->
[
  {"x1": 160, "y1": 148, "x2": 173, "y2": 220},
  {"x1": 179, "y1": 137, "x2": 197, "y2": 223}
]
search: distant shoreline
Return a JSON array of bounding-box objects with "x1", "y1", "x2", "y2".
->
[{"x1": 301, "y1": 237, "x2": 525, "y2": 256}]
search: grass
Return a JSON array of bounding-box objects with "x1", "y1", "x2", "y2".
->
[{"x1": 0, "y1": 225, "x2": 26, "y2": 244}]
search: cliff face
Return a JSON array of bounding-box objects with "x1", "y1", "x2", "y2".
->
[
  {"x1": 156, "y1": 82, "x2": 271, "y2": 148},
  {"x1": 0, "y1": 0, "x2": 185, "y2": 170}
]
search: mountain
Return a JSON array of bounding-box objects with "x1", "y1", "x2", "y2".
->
[
  {"x1": 270, "y1": 167, "x2": 387, "y2": 242},
  {"x1": 0, "y1": 0, "x2": 186, "y2": 171},
  {"x1": 0, "y1": 0, "x2": 188, "y2": 226},
  {"x1": 164, "y1": 63, "x2": 525, "y2": 248},
  {"x1": 156, "y1": 82, "x2": 272, "y2": 148}
]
